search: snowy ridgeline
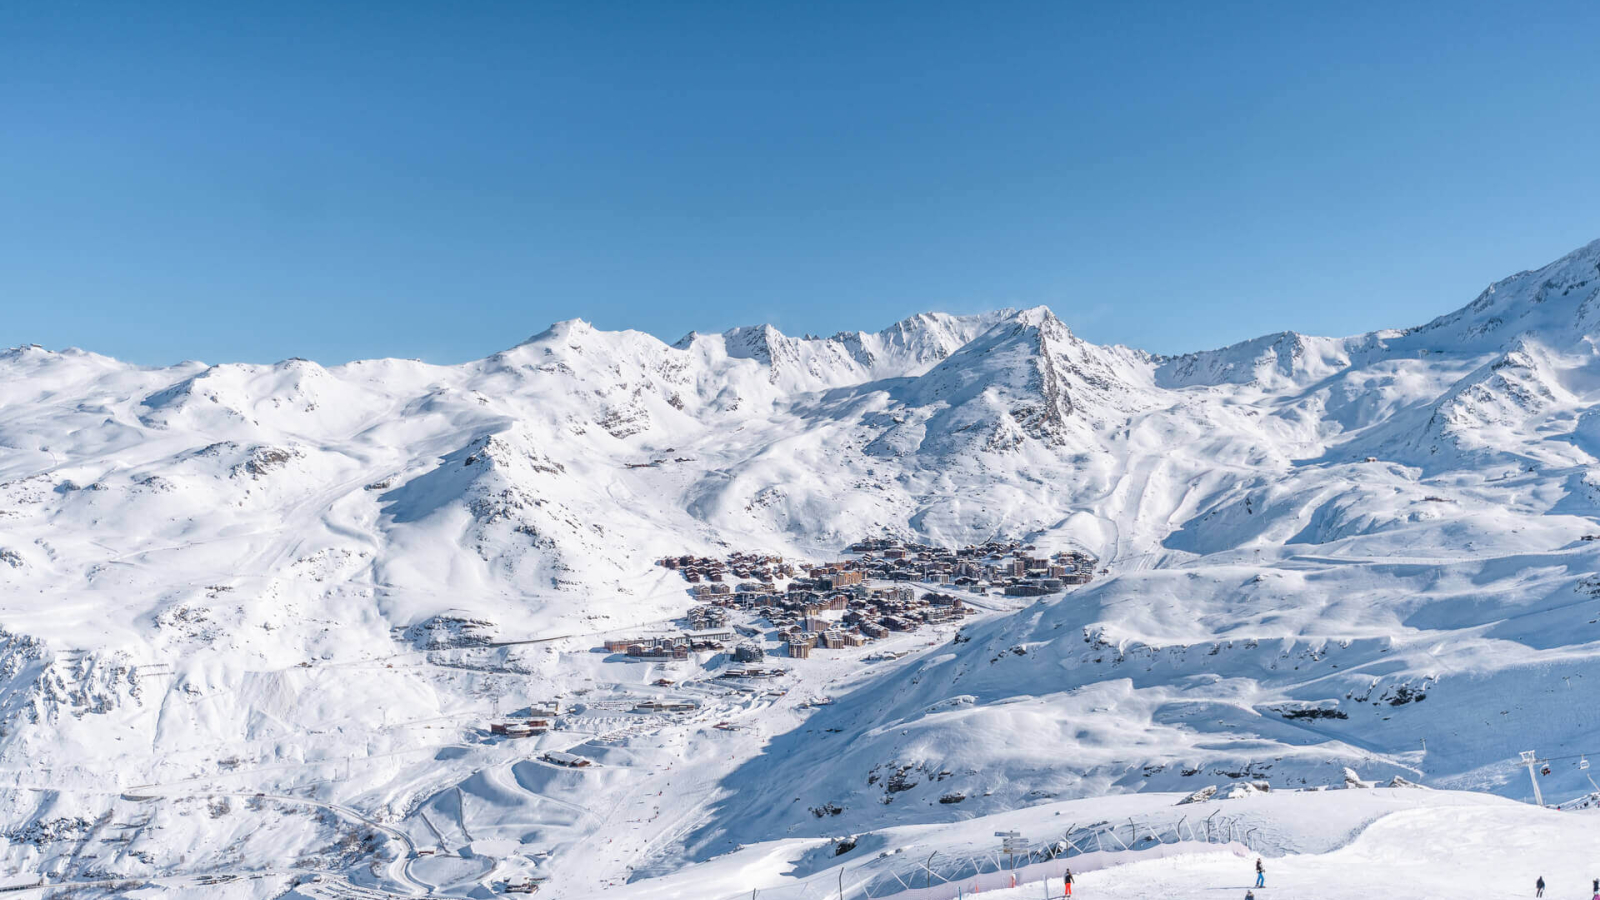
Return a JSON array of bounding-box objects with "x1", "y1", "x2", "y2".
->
[{"x1": 0, "y1": 241, "x2": 1599, "y2": 895}]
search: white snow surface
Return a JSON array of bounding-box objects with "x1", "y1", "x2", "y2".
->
[{"x1": 4, "y1": 241, "x2": 1600, "y2": 897}]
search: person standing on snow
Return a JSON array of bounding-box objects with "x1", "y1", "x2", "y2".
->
[
  {"x1": 1063, "y1": 868, "x2": 1074, "y2": 897},
  {"x1": 1536, "y1": 875, "x2": 1545, "y2": 897},
  {"x1": 1255, "y1": 858, "x2": 1265, "y2": 888}
]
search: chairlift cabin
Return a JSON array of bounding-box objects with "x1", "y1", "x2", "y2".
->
[
  {"x1": 1541, "y1": 763, "x2": 1553, "y2": 776},
  {"x1": 1581, "y1": 755, "x2": 1591, "y2": 771}
]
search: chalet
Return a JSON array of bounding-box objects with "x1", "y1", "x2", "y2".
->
[
  {"x1": 490, "y1": 720, "x2": 549, "y2": 738},
  {"x1": 540, "y1": 751, "x2": 593, "y2": 768}
]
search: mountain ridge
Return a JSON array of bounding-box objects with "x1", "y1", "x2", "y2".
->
[{"x1": 5, "y1": 240, "x2": 1600, "y2": 894}]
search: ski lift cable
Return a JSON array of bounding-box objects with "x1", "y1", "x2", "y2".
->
[{"x1": 1514, "y1": 750, "x2": 1600, "y2": 766}]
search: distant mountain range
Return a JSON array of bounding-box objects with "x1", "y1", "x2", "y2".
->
[{"x1": 3, "y1": 239, "x2": 1600, "y2": 893}]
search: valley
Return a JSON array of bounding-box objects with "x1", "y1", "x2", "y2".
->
[{"x1": 3, "y1": 241, "x2": 1600, "y2": 897}]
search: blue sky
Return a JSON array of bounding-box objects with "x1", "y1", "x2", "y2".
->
[{"x1": 3, "y1": 2, "x2": 1598, "y2": 365}]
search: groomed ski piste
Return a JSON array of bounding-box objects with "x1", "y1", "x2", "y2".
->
[
  {"x1": 578, "y1": 788, "x2": 1600, "y2": 900},
  {"x1": 8, "y1": 240, "x2": 1600, "y2": 899}
]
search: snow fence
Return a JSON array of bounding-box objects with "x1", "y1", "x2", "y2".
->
[
  {"x1": 727, "y1": 811, "x2": 1268, "y2": 900},
  {"x1": 860, "y1": 842, "x2": 1249, "y2": 900}
]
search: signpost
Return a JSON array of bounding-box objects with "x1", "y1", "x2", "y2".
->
[{"x1": 995, "y1": 831, "x2": 1031, "y2": 871}]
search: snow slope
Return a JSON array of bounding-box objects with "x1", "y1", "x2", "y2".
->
[
  {"x1": 3, "y1": 242, "x2": 1600, "y2": 896},
  {"x1": 613, "y1": 787, "x2": 1585, "y2": 900}
]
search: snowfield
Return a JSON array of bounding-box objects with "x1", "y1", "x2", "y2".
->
[
  {"x1": 607, "y1": 788, "x2": 1600, "y2": 900},
  {"x1": 4, "y1": 241, "x2": 1600, "y2": 898}
]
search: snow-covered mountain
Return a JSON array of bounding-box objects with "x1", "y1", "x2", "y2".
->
[{"x1": 5, "y1": 240, "x2": 1600, "y2": 898}]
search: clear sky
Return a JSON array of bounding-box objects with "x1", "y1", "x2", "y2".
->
[{"x1": 3, "y1": 2, "x2": 1599, "y2": 366}]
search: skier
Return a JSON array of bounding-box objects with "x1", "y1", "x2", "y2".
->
[
  {"x1": 1063, "y1": 868, "x2": 1074, "y2": 897},
  {"x1": 1536, "y1": 875, "x2": 1545, "y2": 897},
  {"x1": 1255, "y1": 858, "x2": 1265, "y2": 888}
]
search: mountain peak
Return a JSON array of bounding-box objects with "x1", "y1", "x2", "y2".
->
[
  {"x1": 1007, "y1": 304, "x2": 1062, "y2": 327},
  {"x1": 720, "y1": 323, "x2": 789, "y2": 364},
  {"x1": 1404, "y1": 237, "x2": 1600, "y2": 352},
  {"x1": 521, "y1": 318, "x2": 596, "y2": 347}
]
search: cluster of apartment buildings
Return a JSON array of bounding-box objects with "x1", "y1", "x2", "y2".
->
[
  {"x1": 684, "y1": 604, "x2": 730, "y2": 630},
  {"x1": 683, "y1": 575, "x2": 976, "y2": 658},
  {"x1": 658, "y1": 551, "x2": 796, "y2": 584},
  {"x1": 843, "y1": 537, "x2": 1097, "y2": 591},
  {"x1": 652, "y1": 537, "x2": 1097, "y2": 664},
  {"x1": 601, "y1": 628, "x2": 736, "y2": 659}
]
